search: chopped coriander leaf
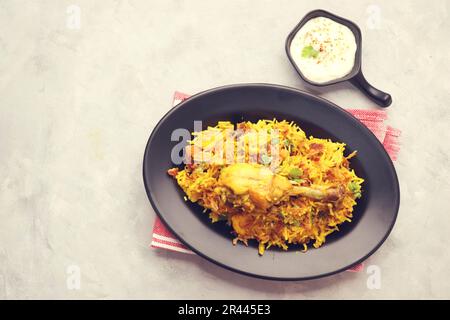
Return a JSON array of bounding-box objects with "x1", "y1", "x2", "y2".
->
[
  {"x1": 293, "y1": 178, "x2": 304, "y2": 184},
  {"x1": 348, "y1": 181, "x2": 359, "y2": 192},
  {"x1": 348, "y1": 181, "x2": 362, "y2": 198},
  {"x1": 284, "y1": 139, "x2": 291, "y2": 147},
  {"x1": 292, "y1": 220, "x2": 301, "y2": 227},
  {"x1": 288, "y1": 167, "x2": 303, "y2": 179},
  {"x1": 301, "y1": 45, "x2": 319, "y2": 59}
]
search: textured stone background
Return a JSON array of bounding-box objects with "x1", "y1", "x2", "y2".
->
[{"x1": 0, "y1": 0, "x2": 449, "y2": 299}]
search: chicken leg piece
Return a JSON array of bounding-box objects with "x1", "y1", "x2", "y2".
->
[{"x1": 219, "y1": 163, "x2": 342, "y2": 209}]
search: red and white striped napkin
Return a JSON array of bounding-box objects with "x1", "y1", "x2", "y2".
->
[{"x1": 150, "y1": 91, "x2": 401, "y2": 273}]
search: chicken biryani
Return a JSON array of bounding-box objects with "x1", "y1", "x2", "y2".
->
[{"x1": 167, "y1": 119, "x2": 363, "y2": 255}]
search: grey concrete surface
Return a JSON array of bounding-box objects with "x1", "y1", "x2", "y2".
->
[{"x1": 0, "y1": 0, "x2": 449, "y2": 299}]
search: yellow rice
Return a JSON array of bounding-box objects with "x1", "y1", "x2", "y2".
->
[{"x1": 168, "y1": 119, "x2": 363, "y2": 255}]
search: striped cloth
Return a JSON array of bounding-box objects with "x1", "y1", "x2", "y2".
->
[{"x1": 150, "y1": 91, "x2": 401, "y2": 273}]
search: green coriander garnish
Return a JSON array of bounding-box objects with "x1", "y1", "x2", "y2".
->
[
  {"x1": 348, "y1": 181, "x2": 362, "y2": 199},
  {"x1": 301, "y1": 45, "x2": 319, "y2": 59},
  {"x1": 292, "y1": 220, "x2": 301, "y2": 227},
  {"x1": 288, "y1": 167, "x2": 303, "y2": 179},
  {"x1": 283, "y1": 139, "x2": 291, "y2": 147}
]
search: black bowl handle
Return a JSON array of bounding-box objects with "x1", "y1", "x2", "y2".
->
[{"x1": 350, "y1": 71, "x2": 392, "y2": 107}]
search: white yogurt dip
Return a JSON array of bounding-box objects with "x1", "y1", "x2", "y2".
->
[{"x1": 290, "y1": 16, "x2": 357, "y2": 83}]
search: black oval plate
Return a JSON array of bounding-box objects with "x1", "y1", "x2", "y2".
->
[{"x1": 143, "y1": 84, "x2": 400, "y2": 280}]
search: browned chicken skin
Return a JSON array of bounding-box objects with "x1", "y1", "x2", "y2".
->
[{"x1": 219, "y1": 163, "x2": 342, "y2": 209}]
